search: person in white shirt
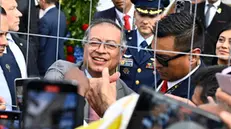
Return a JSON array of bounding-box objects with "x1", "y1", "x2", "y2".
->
[{"x1": 0, "y1": 6, "x2": 11, "y2": 111}]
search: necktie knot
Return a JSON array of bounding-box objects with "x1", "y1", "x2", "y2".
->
[
  {"x1": 160, "y1": 80, "x2": 168, "y2": 93},
  {"x1": 207, "y1": 3, "x2": 214, "y2": 8},
  {"x1": 123, "y1": 15, "x2": 131, "y2": 30},
  {"x1": 140, "y1": 40, "x2": 148, "y2": 48},
  {"x1": 123, "y1": 15, "x2": 130, "y2": 20}
]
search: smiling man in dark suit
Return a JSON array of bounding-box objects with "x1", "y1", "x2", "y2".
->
[{"x1": 195, "y1": 0, "x2": 231, "y2": 65}]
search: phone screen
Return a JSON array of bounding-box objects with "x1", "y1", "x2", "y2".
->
[
  {"x1": 175, "y1": 0, "x2": 192, "y2": 14},
  {"x1": 14, "y1": 77, "x2": 40, "y2": 110},
  {"x1": 127, "y1": 87, "x2": 226, "y2": 129},
  {"x1": 0, "y1": 111, "x2": 21, "y2": 129},
  {"x1": 23, "y1": 80, "x2": 79, "y2": 129}
]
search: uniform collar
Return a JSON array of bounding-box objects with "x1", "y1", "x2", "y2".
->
[
  {"x1": 4, "y1": 33, "x2": 14, "y2": 54},
  {"x1": 136, "y1": 30, "x2": 153, "y2": 47},
  {"x1": 84, "y1": 69, "x2": 92, "y2": 79}
]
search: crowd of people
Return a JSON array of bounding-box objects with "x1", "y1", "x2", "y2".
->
[{"x1": 1, "y1": 0, "x2": 231, "y2": 128}]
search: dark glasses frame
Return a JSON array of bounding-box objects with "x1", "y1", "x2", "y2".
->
[{"x1": 155, "y1": 50, "x2": 190, "y2": 67}]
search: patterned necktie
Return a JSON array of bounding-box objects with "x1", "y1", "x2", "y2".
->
[
  {"x1": 205, "y1": 4, "x2": 214, "y2": 28},
  {"x1": 123, "y1": 15, "x2": 131, "y2": 30},
  {"x1": 160, "y1": 80, "x2": 168, "y2": 93}
]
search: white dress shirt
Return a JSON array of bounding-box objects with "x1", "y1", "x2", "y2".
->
[
  {"x1": 6, "y1": 33, "x2": 27, "y2": 78},
  {"x1": 136, "y1": 30, "x2": 154, "y2": 52},
  {"x1": 156, "y1": 61, "x2": 201, "y2": 92},
  {"x1": 115, "y1": 4, "x2": 135, "y2": 29},
  {"x1": 204, "y1": 0, "x2": 221, "y2": 27},
  {"x1": 0, "y1": 66, "x2": 12, "y2": 111}
]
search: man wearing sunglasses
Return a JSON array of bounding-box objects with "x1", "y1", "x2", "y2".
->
[
  {"x1": 119, "y1": 0, "x2": 169, "y2": 92},
  {"x1": 153, "y1": 12, "x2": 205, "y2": 99}
]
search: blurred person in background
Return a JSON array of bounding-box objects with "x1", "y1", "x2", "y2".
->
[
  {"x1": 215, "y1": 24, "x2": 231, "y2": 65},
  {"x1": 17, "y1": 0, "x2": 40, "y2": 58},
  {"x1": 195, "y1": 0, "x2": 231, "y2": 65},
  {"x1": 192, "y1": 65, "x2": 227, "y2": 105},
  {"x1": 0, "y1": 6, "x2": 10, "y2": 111},
  {"x1": 0, "y1": 0, "x2": 39, "y2": 110},
  {"x1": 94, "y1": 0, "x2": 135, "y2": 30},
  {"x1": 1, "y1": 0, "x2": 39, "y2": 77},
  {"x1": 37, "y1": 0, "x2": 66, "y2": 76}
]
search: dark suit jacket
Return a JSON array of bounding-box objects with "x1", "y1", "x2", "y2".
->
[
  {"x1": 38, "y1": 7, "x2": 66, "y2": 76},
  {"x1": 11, "y1": 33, "x2": 39, "y2": 77},
  {"x1": 17, "y1": 0, "x2": 39, "y2": 54},
  {"x1": 120, "y1": 30, "x2": 160, "y2": 92},
  {"x1": 195, "y1": 2, "x2": 231, "y2": 65},
  {"x1": 155, "y1": 61, "x2": 205, "y2": 99},
  {"x1": 93, "y1": 7, "x2": 116, "y2": 21}
]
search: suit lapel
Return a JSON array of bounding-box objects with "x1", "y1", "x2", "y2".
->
[
  {"x1": 208, "y1": 3, "x2": 223, "y2": 29},
  {"x1": 197, "y1": 2, "x2": 206, "y2": 25},
  {"x1": 10, "y1": 34, "x2": 26, "y2": 60},
  {"x1": 110, "y1": 7, "x2": 117, "y2": 22}
]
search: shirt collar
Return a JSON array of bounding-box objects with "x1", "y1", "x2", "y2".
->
[
  {"x1": 84, "y1": 69, "x2": 92, "y2": 79},
  {"x1": 6, "y1": 33, "x2": 14, "y2": 43},
  {"x1": 167, "y1": 60, "x2": 201, "y2": 89},
  {"x1": 137, "y1": 30, "x2": 153, "y2": 47},
  {"x1": 205, "y1": 0, "x2": 221, "y2": 9},
  {"x1": 43, "y1": 5, "x2": 56, "y2": 16},
  {"x1": 4, "y1": 33, "x2": 14, "y2": 54},
  {"x1": 115, "y1": 4, "x2": 135, "y2": 20}
]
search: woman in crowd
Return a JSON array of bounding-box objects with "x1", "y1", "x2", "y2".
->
[{"x1": 216, "y1": 24, "x2": 231, "y2": 65}]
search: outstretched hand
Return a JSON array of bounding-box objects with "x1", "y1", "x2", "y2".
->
[{"x1": 86, "y1": 68, "x2": 119, "y2": 117}]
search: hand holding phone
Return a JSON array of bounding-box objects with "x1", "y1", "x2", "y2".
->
[{"x1": 127, "y1": 86, "x2": 226, "y2": 129}]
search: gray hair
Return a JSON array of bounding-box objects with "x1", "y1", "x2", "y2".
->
[{"x1": 82, "y1": 18, "x2": 127, "y2": 51}]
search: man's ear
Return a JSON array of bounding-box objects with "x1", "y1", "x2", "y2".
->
[
  {"x1": 189, "y1": 48, "x2": 201, "y2": 65},
  {"x1": 120, "y1": 47, "x2": 127, "y2": 60}
]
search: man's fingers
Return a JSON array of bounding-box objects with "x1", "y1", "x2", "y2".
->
[
  {"x1": 207, "y1": 96, "x2": 216, "y2": 104},
  {"x1": 220, "y1": 111, "x2": 231, "y2": 128},
  {"x1": 109, "y1": 72, "x2": 120, "y2": 83},
  {"x1": 86, "y1": 89, "x2": 97, "y2": 106},
  {"x1": 102, "y1": 67, "x2": 110, "y2": 84},
  {"x1": 216, "y1": 88, "x2": 231, "y2": 106}
]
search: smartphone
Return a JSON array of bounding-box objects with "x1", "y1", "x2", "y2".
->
[
  {"x1": 14, "y1": 77, "x2": 40, "y2": 110},
  {"x1": 127, "y1": 86, "x2": 226, "y2": 129},
  {"x1": 175, "y1": 0, "x2": 192, "y2": 14},
  {"x1": 22, "y1": 79, "x2": 82, "y2": 129},
  {"x1": 216, "y1": 73, "x2": 231, "y2": 95},
  {"x1": 0, "y1": 110, "x2": 21, "y2": 129}
]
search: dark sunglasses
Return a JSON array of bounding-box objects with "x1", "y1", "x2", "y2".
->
[{"x1": 155, "y1": 50, "x2": 190, "y2": 67}]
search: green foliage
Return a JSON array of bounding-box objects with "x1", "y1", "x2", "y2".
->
[{"x1": 61, "y1": 0, "x2": 99, "y2": 46}]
